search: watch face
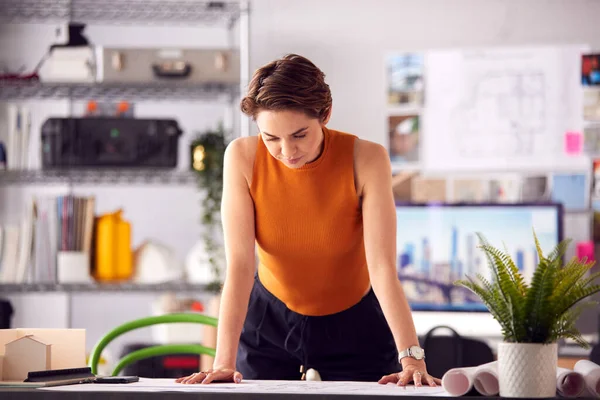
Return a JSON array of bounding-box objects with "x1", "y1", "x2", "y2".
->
[{"x1": 411, "y1": 346, "x2": 425, "y2": 359}]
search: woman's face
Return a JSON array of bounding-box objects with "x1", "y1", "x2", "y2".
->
[{"x1": 256, "y1": 109, "x2": 326, "y2": 169}]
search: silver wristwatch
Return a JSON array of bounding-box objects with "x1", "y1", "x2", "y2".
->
[{"x1": 398, "y1": 345, "x2": 425, "y2": 361}]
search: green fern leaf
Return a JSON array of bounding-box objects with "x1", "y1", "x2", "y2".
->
[
  {"x1": 547, "y1": 238, "x2": 572, "y2": 264},
  {"x1": 479, "y1": 244, "x2": 523, "y2": 307},
  {"x1": 524, "y1": 257, "x2": 558, "y2": 342},
  {"x1": 455, "y1": 278, "x2": 513, "y2": 338},
  {"x1": 578, "y1": 270, "x2": 600, "y2": 289},
  {"x1": 555, "y1": 284, "x2": 600, "y2": 316},
  {"x1": 532, "y1": 229, "x2": 546, "y2": 263},
  {"x1": 476, "y1": 233, "x2": 510, "y2": 301},
  {"x1": 474, "y1": 273, "x2": 517, "y2": 339},
  {"x1": 554, "y1": 259, "x2": 590, "y2": 291}
]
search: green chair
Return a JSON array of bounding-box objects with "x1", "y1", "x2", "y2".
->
[{"x1": 88, "y1": 313, "x2": 218, "y2": 376}]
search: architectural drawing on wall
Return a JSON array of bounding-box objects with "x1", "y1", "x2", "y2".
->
[
  {"x1": 423, "y1": 45, "x2": 585, "y2": 171},
  {"x1": 453, "y1": 70, "x2": 546, "y2": 158}
]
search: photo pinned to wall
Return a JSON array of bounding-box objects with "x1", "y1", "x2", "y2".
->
[
  {"x1": 582, "y1": 53, "x2": 600, "y2": 86},
  {"x1": 388, "y1": 114, "x2": 420, "y2": 165},
  {"x1": 583, "y1": 123, "x2": 600, "y2": 154},
  {"x1": 592, "y1": 160, "x2": 600, "y2": 241},
  {"x1": 386, "y1": 53, "x2": 424, "y2": 109},
  {"x1": 550, "y1": 173, "x2": 589, "y2": 211},
  {"x1": 593, "y1": 159, "x2": 600, "y2": 197},
  {"x1": 583, "y1": 89, "x2": 600, "y2": 120}
]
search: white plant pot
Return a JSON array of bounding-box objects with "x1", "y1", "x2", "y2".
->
[{"x1": 498, "y1": 342, "x2": 557, "y2": 398}]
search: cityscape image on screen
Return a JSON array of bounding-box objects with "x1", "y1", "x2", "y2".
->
[{"x1": 395, "y1": 204, "x2": 561, "y2": 311}]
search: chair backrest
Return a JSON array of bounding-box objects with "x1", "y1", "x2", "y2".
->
[
  {"x1": 420, "y1": 325, "x2": 495, "y2": 378},
  {"x1": 591, "y1": 342, "x2": 600, "y2": 364},
  {"x1": 88, "y1": 313, "x2": 218, "y2": 376}
]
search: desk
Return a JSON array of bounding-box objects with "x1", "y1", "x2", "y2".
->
[
  {"x1": 0, "y1": 379, "x2": 453, "y2": 400},
  {"x1": 0, "y1": 389, "x2": 486, "y2": 400}
]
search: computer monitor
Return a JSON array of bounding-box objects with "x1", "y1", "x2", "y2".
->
[{"x1": 395, "y1": 203, "x2": 563, "y2": 312}]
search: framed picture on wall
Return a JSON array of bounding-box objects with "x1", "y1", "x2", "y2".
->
[
  {"x1": 386, "y1": 53, "x2": 424, "y2": 108},
  {"x1": 582, "y1": 53, "x2": 600, "y2": 86},
  {"x1": 388, "y1": 114, "x2": 420, "y2": 165}
]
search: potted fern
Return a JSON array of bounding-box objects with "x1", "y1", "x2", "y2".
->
[
  {"x1": 455, "y1": 231, "x2": 600, "y2": 398},
  {"x1": 186, "y1": 125, "x2": 228, "y2": 293}
]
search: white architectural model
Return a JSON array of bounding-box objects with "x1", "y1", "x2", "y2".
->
[{"x1": 3, "y1": 335, "x2": 51, "y2": 381}]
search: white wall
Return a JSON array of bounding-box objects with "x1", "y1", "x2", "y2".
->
[{"x1": 2, "y1": 0, "x2": 600, "y2": 355}]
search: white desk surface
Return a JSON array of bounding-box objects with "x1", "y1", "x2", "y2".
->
[{"x1": 41, "y1": 378, "x2": 450, "y2": 396}]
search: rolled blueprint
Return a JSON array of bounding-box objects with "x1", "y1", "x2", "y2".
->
[
  {"x1": 472, "y1": 361, "x2": 499, "y2": 396},
  {"x1": 441, "y1": 366, "x2": 476, "y2": 396},
  {"x1": 556, "y1": 367, "x2": 586, "y2": 397},
  {"x1": 441, "y1": 361, "x2": 499, "y2": 396},
  {"x1": 574, "y1": 360, "x2": 600, "y2": 397}
]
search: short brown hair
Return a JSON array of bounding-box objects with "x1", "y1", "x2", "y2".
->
[{"x1": 240, "y1": 54, "x2": 332, "y2": 122}]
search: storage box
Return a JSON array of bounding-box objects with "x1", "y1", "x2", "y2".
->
[{"x1": 96, "y1": 47, "x2": 240, "y2": 84}]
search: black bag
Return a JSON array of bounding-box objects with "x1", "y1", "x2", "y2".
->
[{"x1": 420, "y1": 325, "x2": 495, "y2": 378}]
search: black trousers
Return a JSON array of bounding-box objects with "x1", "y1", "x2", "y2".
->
[{"x1": 236, "y1": 275, "x2": 401, "y2": 381}]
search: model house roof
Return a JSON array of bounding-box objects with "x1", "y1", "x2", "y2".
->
[{"x1": 5, "y1": 335, "x2": 50, "y2": 347}]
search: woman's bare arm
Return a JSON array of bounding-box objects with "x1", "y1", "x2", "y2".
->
[
  {"x1": 356, "y1": 140, "x2": 440, "y2": 386},
  {"x1": 178, "y1": 137, "x2": 257, "y2": 384}
]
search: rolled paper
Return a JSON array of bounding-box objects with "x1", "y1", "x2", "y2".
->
[
  {"x1": 472, "y1": 361, "x2": 499, "y2": 396},
  {"x1": 441, "y1": 366, "x2": 476, "y2": 396},
  {"x1": 441, "y1": 361, "x2": 499, "y2": 396},
  {"x1": 556, "y1": 367, "x2": 585, "y2": 397},
  {"x1": 574, "y1": 360, "x2": 600, "y2": 397}
]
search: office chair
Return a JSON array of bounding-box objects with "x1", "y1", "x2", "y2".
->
[
  {"x1": 88, "y1": 313, "x2": 218, "y2": 376},
  {"x1": 591, "y1": 343, "x2": 600, "y2": 364},
  {"x1": 420, "y1": 325, "x2": 495, "y2": 378}
]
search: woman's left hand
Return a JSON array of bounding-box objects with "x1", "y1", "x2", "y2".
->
[{"x1": 378, "y1": 363, "x2": 441, "y2": 387}]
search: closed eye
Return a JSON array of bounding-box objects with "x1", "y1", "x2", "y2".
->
[
  {"x1": 266, "y1": 134, "x2": 306, "y2": 142},
  {"x1": 262, "y1": 127, "x2": 308, "y2": 142}
]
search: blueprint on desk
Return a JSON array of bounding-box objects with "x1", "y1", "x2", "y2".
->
[{"x1": 41, "y1": 378, "x2": 450, "y2": 396}]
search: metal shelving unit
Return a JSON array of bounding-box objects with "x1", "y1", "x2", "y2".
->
[
  {"x1": 0, "y1": 169, "x2": 199, "y2": 185},
  {"x1": 0, "y1": 282, "x2": 208, "y2": 293},
  {"x1": 0, "y1": 0, "x2": 250, "y2": 129},
  {"x1": 0, "y1": 0, "x2": 242, "y2": 25},
  {"x1": 0, "y1": 81, "x2": 239, "y2": 102},
  {"x1": 0, "y1": 1, "x2": 250, "y2": 303}
]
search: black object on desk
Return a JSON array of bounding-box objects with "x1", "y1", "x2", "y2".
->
[
  {"x1": 0, "y1": 299, "x2": 13, "y2": 328},
  {"x1": 95, "y1": 376, "x2": 139, "y2": 384}
]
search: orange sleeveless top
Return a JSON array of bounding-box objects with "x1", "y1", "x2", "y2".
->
[{"x1": 250, "y1": 127, "x2": 370, "y2": 316}]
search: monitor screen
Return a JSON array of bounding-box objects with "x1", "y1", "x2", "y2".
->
[{"x1": 395, "y1": 203, "x2": 563, "y2": 312}]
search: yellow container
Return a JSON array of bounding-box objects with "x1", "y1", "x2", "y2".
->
[
  {"x1": 115, "y1": 217, "x2": 133, "y2": 280},
  {"x1": 94, "y1": 210, "x2": 133, "y2": 281}
]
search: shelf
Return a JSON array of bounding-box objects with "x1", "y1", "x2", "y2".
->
[
  {"x1": 0, "y1": 169, "x2": 199, "y2": 186},
  {"x1": 0, "y1": 81, "x2": 239, "y2": 102},
  {"x1": 0, "y1": 0, "x2": 244, "y2": 26},
  {"x1": 0, "y1": 282, "x2": 209, "y2": 293}
]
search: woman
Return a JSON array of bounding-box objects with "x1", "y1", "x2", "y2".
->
[{"x1": 177, "y1": 54, "x2": 441, "y2": 387}]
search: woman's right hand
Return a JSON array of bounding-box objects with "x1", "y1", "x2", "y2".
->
[{"x1": 175, "y1": 368, "x2": 243, "y2": 384}]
